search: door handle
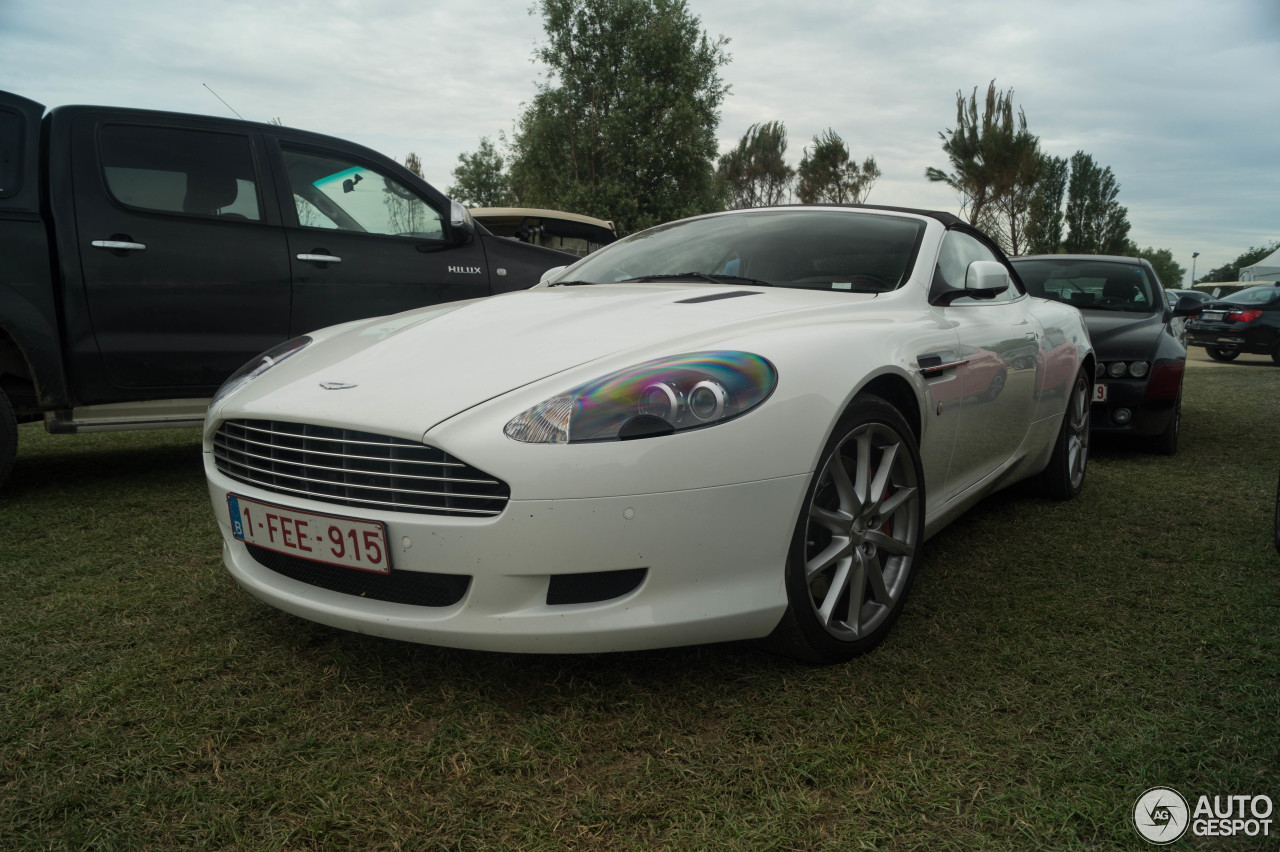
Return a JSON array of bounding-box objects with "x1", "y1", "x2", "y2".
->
[
  {"x1": 297, "y1": 253, "x2": 342, "y2": 264},
  {"x1": 92, "y1": 239, "x2": 147, "y2": 252},
  {"x1": 917, "y1": 355, "x2": 969, "y2": 377}
]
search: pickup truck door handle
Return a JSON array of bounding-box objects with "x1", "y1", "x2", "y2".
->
[
  {"x1": 297, "y1": 252, "x2": 342, "y2": 264},
  {"x1": 92, "y1": 239, "x2": 147, "y2": 252}
]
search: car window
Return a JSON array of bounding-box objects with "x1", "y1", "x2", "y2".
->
[
  {"x1": 555, "y1": 210, "x2": 925, "y2": 293},
  {"x1": 935, "y1": 230, "x2": 1020, "y2": 304},
  {"x1": 1226, "y1": 285, "x2": 1280, "y2": 305},
  {"x1": 99, "y1": 124, "x2": 263, "y2": 221},
  {"x1": 281, "y1": 148, "x2": 443, "y2": 239},
  {"x1": 1014, "y1": 259, "x2": 1158, "y2": 313}
]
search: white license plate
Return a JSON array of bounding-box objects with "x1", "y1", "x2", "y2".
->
[
  {"x1": 1092, "y1": 383, "x2": 1108, "y2": 402},
  {"x1": 228, "y1": 494, "x2": 390, "y2": 574},
  {"x1": 1202, "y1": 310, "x2": 1226, "y2": 320}
]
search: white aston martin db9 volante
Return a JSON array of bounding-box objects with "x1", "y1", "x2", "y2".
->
[{"x1": 204, "y1": 206, "x2": 1094, "y2": 662}]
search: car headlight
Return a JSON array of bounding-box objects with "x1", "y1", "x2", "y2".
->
[
  {"x1": 504, "y1": 351, "x2": 777, "y2": 444},
  {"x1": 1107, "y1": 362, "x2": 1127, "y2": 378},
  {"x1": 1128, "y1": 361, "x2": 1149, "y2": 378},
  {"x1": 210, "y1": 336, "x2": 312, "y2": 407}
]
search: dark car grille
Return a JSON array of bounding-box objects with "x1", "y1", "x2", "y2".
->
[
  {"x1": 214, "y1": 419, "x2": 510, "y2": 517},
  {"x1": 246, "y1": 544, "x2": 470, "y2": 607}
]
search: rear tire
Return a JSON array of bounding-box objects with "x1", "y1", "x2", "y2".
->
[
  {"x1": 1037, "y1": 367, "x2": 1090, "y2": 500},
  {"x1": 1271, "y1": 341, "x2": 1280, "y2": 366},
  {"x1": 768, "y1": 396, "x2": 925, "y2": 663},
  {"x1": 0, "y1": 389, "x2": 16, "y2": 492},
  {"x1": 1154, "y1": 392, "x2": 1181, "y2": 456},
  {"x1": 1207, "y1": 345, "x2": 1240, "y2": 362}
]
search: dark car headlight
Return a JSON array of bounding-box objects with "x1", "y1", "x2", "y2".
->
[{"x1": 504, "y1": 351, "x2": 777, "y2": 444}]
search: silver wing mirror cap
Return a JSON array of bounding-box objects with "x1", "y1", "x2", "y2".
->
[{"x1": 966, "y1": 260, "x2": 1011, "y2": 295}]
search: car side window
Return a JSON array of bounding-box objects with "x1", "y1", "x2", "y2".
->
[
  {"x1": 281, "y1": 148, "x2": 443, "y2": 239},
  {"x1": 99, "y1": 125, "x2": 263, "y2": 221},
  {"x1": 935, "y1": 230, "x2": 1021, "y2": 304}
]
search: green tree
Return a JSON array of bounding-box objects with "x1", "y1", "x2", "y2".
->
[
  {"x1": 1124, "y1": 243, "x2": 1186, "y2": 289},
  {"x1": 1198, "y1": 241, "x2": 1279, "y2": 283},
  {"x1": 795, "y1": 128, "x2": 880, "y2": 205},
  {"x1": 925, "y1": 81, "x2": 1040, "y2": 232},
  {"x1": 718, "y1": 121, "x2": 794, "y2": 208},
  {"x1": 403, "y1": 152, "x2": 424, "y2": 178},
  {"x1": 447, "y1": 138, "x2": 513, "y2": 208},
  {"x1": 507, "y1": 0, "x2": 730, "y2": 235},
  {"x1": 1024, "y1": 154, "x2": 1068, "y2": 255},
  {"x1": 1063, "y1": 151, "x2": 1131, "y2": 254}
]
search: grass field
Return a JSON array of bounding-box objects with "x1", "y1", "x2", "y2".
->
[{"x1": 2, "y1": 359, "x2": 1277, "y2": 850}]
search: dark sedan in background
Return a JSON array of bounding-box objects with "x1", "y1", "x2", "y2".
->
[
  {"x1": 1185, "y1": 282, "x2": 1280, "y2": 364},
  {"x1": 1013, "y1": 255, "x2": 1202, "y2": 454}
]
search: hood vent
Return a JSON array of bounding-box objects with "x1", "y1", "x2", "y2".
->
[{"x1": 675, "y1": 290, "x2": 764, "y2": 304}]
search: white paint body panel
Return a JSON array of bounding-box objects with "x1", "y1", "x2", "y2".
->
[{"x1": 204, "y1": 208, "x2": 1092, "y2": 653}]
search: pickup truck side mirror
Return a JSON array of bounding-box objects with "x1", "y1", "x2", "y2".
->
[{"x1": 448, "y1": 200, "x2": 475, "y2": 246}]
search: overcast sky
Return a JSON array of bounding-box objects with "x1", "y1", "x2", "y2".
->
[{"x1": 3, "y1": 0, "x2": 1278, "y2": 282}]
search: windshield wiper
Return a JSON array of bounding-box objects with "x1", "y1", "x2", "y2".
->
[
  {"x1": 620, "y1": 272, "x2": 774, "y2": 287},
  {"x1": 546, "y1": 280, "x2": 598, "y2": 287}
]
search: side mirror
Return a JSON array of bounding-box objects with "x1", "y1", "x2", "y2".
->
[
  {"x1": 1173, "y1": 295, "x2": 1204, "y2": 317},
  {"x1": 965, "y1": 260, "x2": 1011, "y2": 296},
  {"x1": 535, "y1": 265, "x2": 568, "y2": 287},
  {"x1": 448, "y1": 200, "x2": 475, "y2": 246}
]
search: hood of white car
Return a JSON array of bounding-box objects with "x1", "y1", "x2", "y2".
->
[{"x1": 220, "y1": 283, "x2": 865, "y2": 435}]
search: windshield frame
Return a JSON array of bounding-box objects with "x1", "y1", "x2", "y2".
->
[{"x1": 547, "y1": 208, "x2": 929, "y2": 295}]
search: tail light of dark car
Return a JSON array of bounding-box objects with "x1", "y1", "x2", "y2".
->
[
  {"x1": 1226, "y1": 308, "x2": 1263, "y2": 323},
  {"x1": 1144, "y1": 359, "x2": 1185, "y2": 400}
]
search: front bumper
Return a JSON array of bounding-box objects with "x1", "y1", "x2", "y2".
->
[
  {"x1": 206, "y1": 461, "x2": 808, "y2": 653},
  {"x1": 1089, "y1": 378, "x2": 1177, "y2": 436}
]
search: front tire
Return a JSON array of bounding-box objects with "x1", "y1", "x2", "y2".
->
[
  {"x1": 1037, "y1": 367, "x2": 1090, "y2": 500},
  {"x1": 1207, "y1": 345, "x2": 1240, "y2": 362},
  {"x1": 769, "y1": 396, "x2": 924, "y2": 663},
  {"x1": 0, "y1": 389, "x2": 16, "y2": 492},
  {"x1": 1154, "y1": 391, "x2": 1181, "y2": 456}
]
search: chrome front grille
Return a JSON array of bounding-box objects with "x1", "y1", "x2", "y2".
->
[{"x1": 213, "y1": 419, "x2": 509, "y2": 517}]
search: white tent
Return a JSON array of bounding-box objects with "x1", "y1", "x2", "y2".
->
[{"x1": 1240, "y1": 246, "x2": 1280, "y2": 281}]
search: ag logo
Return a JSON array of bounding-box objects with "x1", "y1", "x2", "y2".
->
[{"x1": 1134, "y1": 787, "x2": 1189, "y2": 844}]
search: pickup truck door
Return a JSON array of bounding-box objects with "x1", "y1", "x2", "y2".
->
[
  {"x1": 272, "y1": 142, "x2": 491, "y2": 336},
  {"x1": 67, "y1": 115, "x2": 291, "y2": 393}
]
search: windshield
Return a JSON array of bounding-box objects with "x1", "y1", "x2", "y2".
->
[
  {"x1": 1014, "y1": 259, "x2": 1159, "y2": 313},
  {"x1": 552, "y1": 210, "x2": 926, "y2": 293}
]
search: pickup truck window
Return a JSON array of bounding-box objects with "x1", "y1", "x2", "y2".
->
[
  {"x1": 99, "y1": 125, "x2": 262, "y2": 221},
  {"x1": 282, "y1": 148, "x2": 443, "y2": 239},
  {"x1": 0, "y1": 108, "x2": 22, "y2": 198}
]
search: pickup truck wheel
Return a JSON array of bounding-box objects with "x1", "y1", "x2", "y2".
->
[{"x1": 0, "y1": 389, "x2": 15, "y2": 491}]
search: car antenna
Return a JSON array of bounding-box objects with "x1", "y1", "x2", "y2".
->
[{"x1": 202, "y1": 83, "x2": 245, "y2": 120}]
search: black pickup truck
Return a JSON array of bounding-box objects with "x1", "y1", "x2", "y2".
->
[{"x1": 0, "y1": 91, "x2": 572, "y2": 489}]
